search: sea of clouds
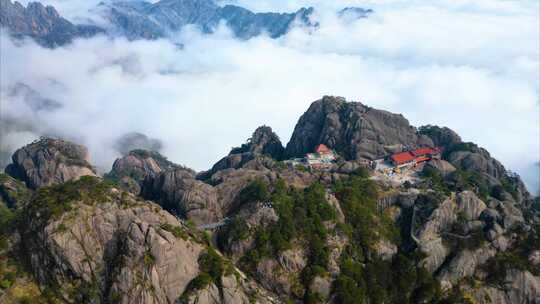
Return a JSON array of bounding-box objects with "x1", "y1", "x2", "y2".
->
[{"x1": 1, "y1": 0, "x2": 539, "y2": 193}]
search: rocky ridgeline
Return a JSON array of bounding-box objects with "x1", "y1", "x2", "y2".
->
[{"x1": 0, "y1": 96, "x2": 538, "y2": 304}]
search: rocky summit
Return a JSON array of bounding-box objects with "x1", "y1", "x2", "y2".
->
[
  {"x1": 0, "y1": 96, "x2": 538, "y2": 304},
  {"x1": 285, "y1": 96, "x2": 429, "y2": 160}
]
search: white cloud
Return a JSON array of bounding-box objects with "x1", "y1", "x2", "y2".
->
[{"x1": 1, "y1": 0, "x2": 539, "y2": 193}]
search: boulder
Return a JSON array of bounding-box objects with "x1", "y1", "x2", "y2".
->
[
  {"x1": 423, "y1": 159, "x2": 456, "y2": 177},
  {"x1": 417, "y1": 125, "x2": 462, "y2": 148},
  {"x1": 447, "y1": 150, "x2": 506, "y2": 181},
  {"x1": 181, "y1": 275, "x2": 254, "y2": 304},
  {"x1": 5, "y1": 137, "x2": 97, "y2": 189}
]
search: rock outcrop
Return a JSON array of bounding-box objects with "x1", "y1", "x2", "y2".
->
[
  {"x1": 18, "y1": 177, "x2": 205, "y2": 304},
  {"x1": 472, "y1": 269, "x2": 540, "y2": 304},
  {"x1": 418, "y1": 125, "x2": 462, "y2": 149},
  {"x1": 423, "y1": 159, "x2": 456, "y2": 177},
  {"x1": 285, "y1": 96, "x2": 424, "y2": 160},
  {"x1": 203, "y1": 126, "x2": 284, "y2": 179},
  {"x1": 5, "y1": 137, "x2": 98, "y2": 189},
  {"x1": 142, "y1": 168, "x2": 220, "y2": 225},
  {"x1": 108, "y1": 149, "x2": 181, "y2": 194}
]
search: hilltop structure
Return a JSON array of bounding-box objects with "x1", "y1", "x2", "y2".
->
[
  {"x1": 390, "y1": 147, "x2": 442, "y2": 168},
  {"x1": 285, "y1": 143, "x2": 337, "y2": 169}
]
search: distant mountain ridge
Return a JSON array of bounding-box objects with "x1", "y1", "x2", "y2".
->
[
  {"x1": 103, "y1": 0, "x2": 318, "y2": 40},
  {"x1": 0, "y1": 0, "x2": 372, "y2": 46},
  {"x1": 0, "y1": 0, "x2": 103, "y2": 47}
]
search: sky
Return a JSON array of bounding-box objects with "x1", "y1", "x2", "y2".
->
[{"x1": 1, "y1": 0, "x2": 539, "y2": 193}]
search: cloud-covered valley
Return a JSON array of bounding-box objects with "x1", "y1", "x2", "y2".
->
[{"x1": 1, "y1": 0, "x2": 539, "y2": 193}]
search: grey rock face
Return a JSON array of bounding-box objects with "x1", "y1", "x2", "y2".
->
[
  {"x1": 437, "y1": 244, "x2": 497, "y2": 290},
  {"x1": 447, "y1": 149, "x2": 506, "y2": 181},
  {"x1": 423, "y1": 159, "x2": 456, "y2": 177},
  {"x1": 418, "y1": 125, "x2": 462, "y2": 148},
  {"x1": 285, "y1": 96, "x2": 422, "y2": 160},
  {"x1": 0, "y1": 0, "x2": 103, "y2": 47},
  {"x1": 5, "y1": 137, "x2": 98, "y2": 189},
  {"x1": 205, "y1": 126, "x2": 284, "y2": 178},
  {"x1": 0, "y1": 173, "x2": 31, "y2": 209},
  {"x1": 108, "y1": 149, "x2": 180, "y2": 194},
  {"x1": 182, "y1": 275, "x2": 251, "y2": 304},
  {"x1": 456, "y1": 191, "x2": 487, "y2": 221},
  {"x1": 142, "y1": 168, "x2": 221, "y2": 225},
  {"x1": 473, "y1": 270, "x2": 540, "y2": 304},
  {"x1": 417, "y1": 196, "x2": 457, "y2": 273},
  {"x1": 19, "y1": 186, "x2": 205, "y2": 304}
]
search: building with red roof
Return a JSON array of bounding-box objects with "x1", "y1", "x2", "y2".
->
[
  {"x1": 390, "y1": 151, "x2": 415, "y2": 166},
  {"x1": 411, "y1": 147, "x2": 439, "y2": 157},
  {"x1": 314, "y1": 144, "x2": 332, "y2": 154},
  {"x1": 390, "y1": 147, "x2": 442, "y2": 168}
]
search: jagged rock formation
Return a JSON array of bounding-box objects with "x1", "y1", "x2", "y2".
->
[
  {"x1": 108, "y1": 149, "x2": 181, "y2": 194},
  {"x1": 202, "y1": 126, "x2": 284, "y2": 178},
  {"x1": 4, "y1": 137, "x2": 98, "y2": 189},
  {"x1": 285, "y1": 96, "x2": 425, "y2": 160},
  {"x1": 0, "y1": 0, "x2": 103, "y2": 47}
]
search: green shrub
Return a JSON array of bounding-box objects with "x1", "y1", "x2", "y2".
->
[
  {"x1": 28, "y1": 176, "x2": 115, "y2": 221},
  {"x1": 237, "y1": 180, "x2": 269, "y2": 206},
  {"x1": 160, "y1": 223, "x2": 188, "y2": 240},
  {"x1": 421, "y1": 167, "x2": 450, "y2": 196},
  {"x1": 187, "y1": 272, "x2": 213, "y2": 290}
]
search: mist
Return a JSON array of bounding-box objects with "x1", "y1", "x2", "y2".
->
[{"x1": 1, "y1": 0, "x2": 539, "y2": 193}]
